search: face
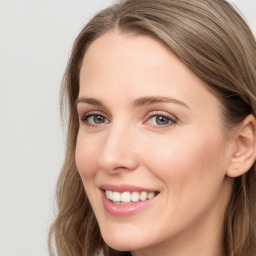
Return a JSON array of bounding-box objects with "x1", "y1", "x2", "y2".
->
[{"x1": 76, "y1": 33, "x2": 234, "y2": 255}]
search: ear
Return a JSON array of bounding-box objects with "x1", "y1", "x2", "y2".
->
[{"x1": 226, "y1": 114, "x2": 256, "y2": 178}]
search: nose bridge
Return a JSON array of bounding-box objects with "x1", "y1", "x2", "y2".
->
[{"x1": 98, "y1": 119, "x2": 138, "y2": 172}]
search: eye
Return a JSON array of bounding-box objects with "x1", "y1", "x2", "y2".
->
[
  {"x1": 146, "y1": 113, "x2": 177, "y2": 127},
  {"x1": 81, "y1": 113, "x2": 110, "y2": 126},
  {"x1": 87, "y1": 115, "x2": 106, "y2": 124}
]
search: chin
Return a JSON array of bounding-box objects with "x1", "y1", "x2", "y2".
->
[
  {"x1": 103, "y1": 237, "x2": 136, "y2": 251},
  {"x1": 100, "y1": 227, "x2": 147, "y2": 252}
]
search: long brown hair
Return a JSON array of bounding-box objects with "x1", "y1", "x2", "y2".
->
[{"x1": 49, "y1": 0, "x2": 256, "y2": 255}]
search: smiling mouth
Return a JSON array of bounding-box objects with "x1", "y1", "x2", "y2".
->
[{"x1": 104, "y1": 190, "x2": 159, "y2": 205}]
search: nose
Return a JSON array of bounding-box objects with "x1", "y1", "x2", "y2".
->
[{"x1": 97, "y1": 121, "x2": 139, "y2": 174}]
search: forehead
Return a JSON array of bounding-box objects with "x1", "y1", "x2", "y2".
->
[
  {"x1": 81, "y1": 33, "x2": 198, "y2": 88},
  {"x1": 79, "y1": 32, "x2": 221, "y2": 115},
  {"x1": 82, "y1": 32, "x2": 175, "y2": 69}
]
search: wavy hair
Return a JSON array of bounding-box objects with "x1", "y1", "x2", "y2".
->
[{"x1": 49, "y1": 0, "x2": 256, "y2": 255}]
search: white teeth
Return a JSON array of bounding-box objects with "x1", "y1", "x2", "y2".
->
[
  {"x1": 121, "y1": 192, "x2": 131, "y2": 203},
  {"x1": 106, "y1": 190, "x2": 112, "y2": 199},
  {"x1": 147, "y1": 192, "x2": 155, "y2": 199},
  {"x1": 131, "y1": 191, "x2": 140, "y2": 202},
  {"x1": 140, "y1": 191, "x2": 148, "y2": 201},
  {"x1": 105, "y1": 190, "x2": 157, "y2": 203},
  {"x1": 112, "y1": 191, "x2": 121, "y2": 202}
]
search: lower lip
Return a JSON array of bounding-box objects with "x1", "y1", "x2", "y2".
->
[{"x1": 101, "y1": 191, "x2": 158, "y2": 217}]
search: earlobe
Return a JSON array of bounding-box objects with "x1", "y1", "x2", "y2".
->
[{"x1": 226, "y1": 114, "x2": 256, "y2": 178}]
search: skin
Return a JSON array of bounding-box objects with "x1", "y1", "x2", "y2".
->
[{"x1": 75, "y1": 32, "x2": 236, "y2": 256}]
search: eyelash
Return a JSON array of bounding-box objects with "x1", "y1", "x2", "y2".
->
[
  {"x1": 80, "y1": 111, "x2": 109, "y2": 127},
  {"x1": 144, "y1": 111, "x2": 177, "y2": 128},
  {"x1": 79, "y1": 111, "x2": 177, "y2": 128}
]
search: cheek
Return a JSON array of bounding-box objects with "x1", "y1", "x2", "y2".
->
[
  {"x1": 142, "y1": 130, "x2": 229, "y2": 190},
  {"x1": 75, "y1": 131, "x2": 99, "y2": 179},
  {"x1": 140, "y1": 130, "x2": 231, "y2": 231}
]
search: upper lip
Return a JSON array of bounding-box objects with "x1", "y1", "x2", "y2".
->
[{"x1": 99, "y1": 184, "x2": 159, "y2": 193}]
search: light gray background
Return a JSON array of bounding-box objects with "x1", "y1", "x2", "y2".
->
[{"x1": 0, "y1": 1, "x2": 255, "y2": 256}]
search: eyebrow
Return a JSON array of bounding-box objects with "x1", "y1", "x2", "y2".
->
[
  {"x1": 133, "y1": 96, "x2": 190, "y2": 109},
  {"x1": 76, "y1": 97, "x2": 103, "y2": 106},
  {"x1": 76, "y1": 96, "x2": 190, "y2": 109}
]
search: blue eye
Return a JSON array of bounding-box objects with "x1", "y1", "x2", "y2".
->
[
  {"x1": 147, "y1": 115, "x2": 176, "y2": 126},
  {"x1": 82, "y1": 114, "x2": 109, "y2": 126}
]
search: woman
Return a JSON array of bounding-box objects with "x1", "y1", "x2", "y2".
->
[{"x1": 49, "y1": 0, "x2": 256, "y2": 255}]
